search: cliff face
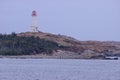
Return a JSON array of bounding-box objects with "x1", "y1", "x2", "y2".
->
[{"x1": 17, "y1": 32, "x2": 120, "y2": 59}]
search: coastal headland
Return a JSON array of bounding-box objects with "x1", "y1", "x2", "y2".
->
[{"x1": 0, "y1": 32, "x2": 120, "y2": 59}]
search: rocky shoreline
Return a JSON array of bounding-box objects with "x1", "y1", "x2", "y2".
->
[{"x1": 0, "y1": 50, "x2": 107, "y2": 59}]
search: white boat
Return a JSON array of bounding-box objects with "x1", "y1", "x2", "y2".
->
[{"x1": 105, "y1": 56, "x2": 118, "y2": 60}]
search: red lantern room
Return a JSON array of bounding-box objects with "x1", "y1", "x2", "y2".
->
[{"x1": 32, "y1": 10, "x2": 37, "y2": 16}]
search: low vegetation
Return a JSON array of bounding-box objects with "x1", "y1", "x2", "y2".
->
[{"x1": 0, "y1": 32, "x2": 59, "y2": 55}]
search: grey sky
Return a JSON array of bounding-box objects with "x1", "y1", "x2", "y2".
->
[{"x1": 0, "y1": 0, "x2": 120, "y2": 41}]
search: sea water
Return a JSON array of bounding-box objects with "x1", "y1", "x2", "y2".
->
[{"x1": 0, "y1": 59, "x2": 120, "y2": 80}]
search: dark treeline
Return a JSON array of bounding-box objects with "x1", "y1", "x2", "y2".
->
[{"x1": 0, "y1": 32, "x2": 59, "y2": 55}]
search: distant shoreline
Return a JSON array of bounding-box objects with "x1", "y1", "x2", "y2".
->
[
  {"x1": 0, "y1": 55, "x2": 119, "y2": 60},
  {"x1": 0, "y1": 55, "x2": 83, "y2": 59}
]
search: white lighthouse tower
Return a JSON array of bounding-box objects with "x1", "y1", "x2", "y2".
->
[{"x1": 31, "y1": 10, "x2": 39, "y2": 32}]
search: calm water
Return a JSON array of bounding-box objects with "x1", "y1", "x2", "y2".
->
[{"x1": 0, "y1": 59, "x2": 120, "y2": 80}]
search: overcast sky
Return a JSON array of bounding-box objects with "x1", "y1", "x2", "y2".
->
[{"x1": 0, "y1": 0, "x2": 120, "y2": 41}]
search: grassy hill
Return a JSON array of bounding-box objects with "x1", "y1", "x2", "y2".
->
[
  {"x1": 0, "y1": 31, "x2": 120, "y2": 59},
  {"x1": 17, "y1": 32, "x2": 120, "y2": 58}
]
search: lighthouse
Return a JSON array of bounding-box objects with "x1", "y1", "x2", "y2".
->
[{"x1": 31, "y1": 10, "x2": 39, "y2": 32}]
